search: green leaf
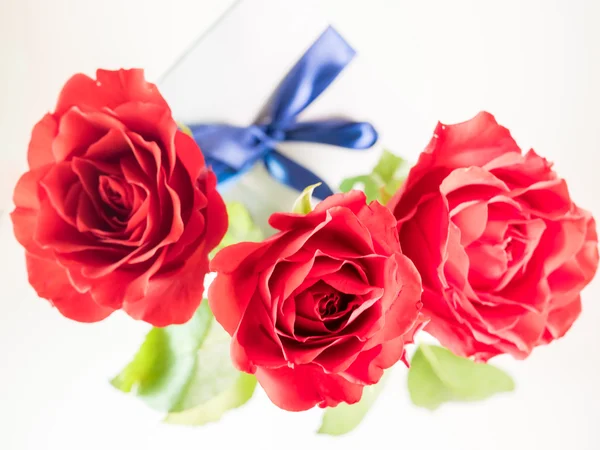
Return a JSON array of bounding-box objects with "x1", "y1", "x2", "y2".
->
[
  {"x1": 177, "y1": 122, "x2": 194, "y2": 138},
  {"x1": 164, "y1": 373, "x2": 257, "y2": 426},
  {"x1": 408, "y1": 344, "x2": 515, "y2": 410},
  {"x1": 339, "y1": 175, "x2": 381, "y2": 203},
  {"x1": 292, "y1": 183, "x2": 322, "y2": 214},
  {"x1": 339, "y1": 150, "x2": 407, "y2": 204},
  {"x1": 111, "y1": 301, "x2": 212, "y2": 411},
  {"x1": 111, "y1": 301, "x2": 250, "y2": 414},
  {"x1": 317, "y1": 370, "x2": 390, "y2": 436},
  {"x1": 379, "y1": 176, "x2": 405, "y2": 205},
  {"x1": 372, "y1": 150, "x2": 405, "y2": 185},
  {"x1": 211, "y1": 202, "x2": 263, "y2": 258}
]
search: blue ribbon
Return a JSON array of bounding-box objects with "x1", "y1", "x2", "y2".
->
[{"x1": 188, "y1": 26, "x2": 378, "y2": 199}]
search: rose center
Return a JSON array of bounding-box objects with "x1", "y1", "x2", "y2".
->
[
  {"x1": 504, "y1": 237, "x2": 515, "y2": 262},
  {"x1": 317, "y1": 292, "x2": 354, "y2": 319},
  {"x1": 99, "y1": 175, "x2": 132, "y2": 218}
]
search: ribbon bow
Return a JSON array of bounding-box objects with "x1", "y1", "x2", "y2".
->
[{"x1": 188, "y1": 26, "x2": 378, "y2": 199}]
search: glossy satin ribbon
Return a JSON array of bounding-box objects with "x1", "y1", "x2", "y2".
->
[{"x1": 188, "y1": 26, "x2": 378, "y2": 199}]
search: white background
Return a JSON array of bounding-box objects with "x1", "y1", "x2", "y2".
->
[{"x1": 1, "y1": 0, "x2": 599, "y2": 449}]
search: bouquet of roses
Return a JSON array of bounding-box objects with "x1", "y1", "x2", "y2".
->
[{"x1": 10, "y1": 61, "x2": 597, "y2": 434}]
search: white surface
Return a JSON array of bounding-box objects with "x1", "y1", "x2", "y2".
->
[
  {"x1": 1, "y1": 0, "x2": 599, "y2": 449},
  {"x1": 158, "y1": 0, "x2": 431, "y2": 234}
]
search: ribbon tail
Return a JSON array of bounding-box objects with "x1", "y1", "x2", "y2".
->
[
  {"x1": 263, "y1": 151, "x2": 334, "y2": 200},
  {"x1": 268, "y1": 27, "x2": 356, "y2": 127},
  {"x1": 188, "y1": 123, "x2": 268, "y2": 184},
  {"x1": 284, "y1": 119, "x2": 378, "y2": 149}
]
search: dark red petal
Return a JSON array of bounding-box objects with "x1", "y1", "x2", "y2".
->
[
  {"x1": 209, "y1": 266, "x2": 260, "y2": 335},
  {"x1": 255, "y1": 364, "x2": 363, "y2": 412},
  {"x1": 279, "y1": 335, "x2": 342, "y2": 365},
  {"x1": 52, "y1": 108, "x2": 125, "y2": 162},
  {"x1": 313, "y1": 336, "x2": 366, "y2": 373},
  {"x1": 268, "y1": 210, "x2": 327, "y2": 233},
  {"x1": 269, "y1": 258, "x2": 315, "y2": 302},
  {"x1": 122, "y1": 244, "x2": 209, "y2": 326},
  {"x1": 34, "y1": 198, "x2": 98, "y2": 253},
  {"x1": 342, "y1": 336, "x2": 405, "y2": 385},
  {"x1": 210, "y1": 241, "x2": 265, "y2": 274},
  {"x1": 127, "y1": 131, "x2": 162, "y2": 179},
  {"x1": 381, "y1": 253, "x2": 423, "y2": 340},
  {"x1": 398, "y1": 195, "x2": 450, "y2": 288},
  {"x1": 85, "y1": 127, "x2": 131, "y2": 161},
  {"x1": 321, "y1": 266, "x2": 375, "y2": 295},
  {"x1": 115, "y1": 102, "x2": 177, "y2": 177},
  {"x1": 174, "y1": 130, "x2": 206, "y2": 182},
  {"x1": 40, "y1": 161, "x2": 79, "y2": 226},
  {"x1": 199, "y1": 171, "x2": 228, "y2": 252},
  {"x1": 27, "y1": 114, "x2": 58, "y2": 169},
  {"x1": 26, "y1": 253, "x2": 114, "y2": 322},
  {"x1": 127, "y1": 171, "x2": 184, "y2": 264},
  {"x1": 233, "y1": 295, "x2": 285, "y2": 368},
  {"x1": 295, "y1": 211, "x2": 374, "y2": 262},
  {"x1": 90, "y1": 249, "x2": 167, "y2": 309}
]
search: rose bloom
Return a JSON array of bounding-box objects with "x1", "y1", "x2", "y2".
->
[
  {"x1": 388, "y1": 112, "x2": 598, "y2": 360},
  {"x1": 11, "y1": 69, "x2": 227, "y2": 326},
  {"x1": 209, "y1": 191, "x2": 423, "y2": 411}
]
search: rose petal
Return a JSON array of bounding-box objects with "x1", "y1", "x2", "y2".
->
[
  {"x1": 55, "y1": 69, "x2": 168, "y2": 116},
  {"x1": 450, "y1": 200, "x2": 489, "y2": 246},
  {"x1": 95, "y1": 69, "x2": 169, "y2": 110},
  {"x1": 233, "y1": 296, "x2": 285, "y2": 368},
  {"x1": 398, "y1": 195, "x2": 449, "y2": 288},
  {"x1": 90, "y1": 249, "x2": 167, "y2": 309},
  {"x1": 27, "y1": 114, "x2": 58, "y2": 169},
  {"x1": 122, "y1": 244, "x2": 209, "y2": 326},
  {"x1": 52, "y1": 108, "x2": 125, "y2": 163},
  {"x1": 355, "y1": 199, "x2": 401, "y2": 255},
  {"x1": 174, "y1": 130, "x2": 206, "y2": 182},
  {"x1": 209, "y1": 243, "x2": 264, "y2": 334},
  {"x1": 381, "y1": 253, "x2": 423, "y2": 340},
  {"x1": 485, "y1": 149, "x2": 556, "y2": 188},
  {"x1": 343, "y1": 335, "x2": 406, "y2": 385},
  {"x1": 255, "y1": 364, "x2": 363, "y2": 411},
  {"x1": 512, "y1": 178, "x2": 572, "y2": 219},
  {"x1": 542, "y1": 296, "x2": 582, "y2": 343},
  {"x1": 26, "y1": 253, "x2": 113, "y2": 322},
  {"x1": 441, "y1": 166, "x2": 509, "y2": 211},
  {"x1": 115, "y1": 102, "x2": 177, "y2": 177},
  {"x1": 85, "y1": 127, "x2": 131, "y2": 161}
]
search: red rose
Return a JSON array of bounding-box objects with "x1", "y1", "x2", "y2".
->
[
  {"x1": 388, "y1": 112, "x2": 598, "y2": 360},
  {"x1": 11, "y1": 69, "x2": 227, "y2": 326},
  {"x1": 209, "y1": 191, "x2": 423, "y2": 411}
]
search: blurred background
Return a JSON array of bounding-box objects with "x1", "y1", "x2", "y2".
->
[{"x1": 1, "y1": 0, "x2": 599, "y2": 449}]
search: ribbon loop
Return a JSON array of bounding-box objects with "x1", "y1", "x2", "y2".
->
[
  {"x1": 267, "y1": 27, "x2": 356, "y2": 128},
  {"x1": 187, "y1": 26, "x2": 378, "y2": 199}
]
